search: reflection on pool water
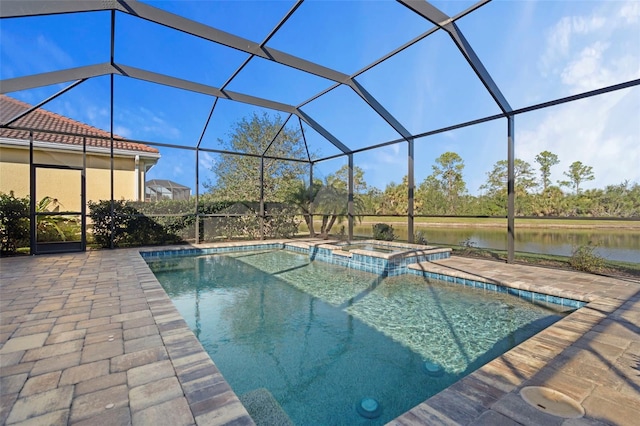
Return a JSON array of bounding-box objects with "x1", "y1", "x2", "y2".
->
[{"x1": 147, "y1": 249, "x2": 571, "y2": 425}]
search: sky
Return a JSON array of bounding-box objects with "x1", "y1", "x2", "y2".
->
[{"x1": 1, "y1": 0, "x2": 639, "y2": 196}]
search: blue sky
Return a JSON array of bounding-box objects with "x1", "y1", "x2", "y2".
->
[{"x1": 1, "y1": 0, "x2": 639, "y2": 196}]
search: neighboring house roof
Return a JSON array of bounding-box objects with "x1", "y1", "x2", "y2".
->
[
  {"x1": 145, "y1": 179, "x2": 190, "y2": 190},
  {"x1": 0, "y1": 94, "x2": 159, "y2": 154}
]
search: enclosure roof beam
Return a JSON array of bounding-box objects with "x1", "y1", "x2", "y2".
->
[
  {"x1": 296, "y1": 109, "x2": 350, "y2": 154},
  {"x1": 0, "y1": 0, "x2": 109, "y2": 18},
  {"x1": 2, "y1": 79, "x2": 86, "y2": 127},
  {"x1": 0, "y1": 62, "x2": 349, "y2": 157},
  {"x1": 1, "y1": 0, "x2": 351, "y2": 85},
  {"x1": 219, "y1": 0, "x2": 304, "y2": 91},
  {"x1": 445, "y1": 22, "x2": 512, "y2": 114},
  {"x1": 0, "y1": 62, "x2": 299, "y2": 115},
  {"x1": 117, "y1": 0, "x2": 350, "y2": 84},
  {"x1": 348, "y1": 79, "x2": 413, "y2": 141},
  {"x1": 397, "y1": 0, "x2": 512, "y2": 115},
  {"x1": 352, "y1": 0, "x2": 490, "y2": 79},
  {"x1": 395, "y1": 0, "x2": 452, "y2": 27},
  {"x1": 0, "y1": 63, "x2": 113, "y2": 94},
  {"x1": 115, "y1": 64, "x2": 298, "y2": 113}
]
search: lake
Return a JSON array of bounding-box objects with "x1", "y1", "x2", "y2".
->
[{"x1": 352, "y1": 224, "x2": 640, "y2": 264}]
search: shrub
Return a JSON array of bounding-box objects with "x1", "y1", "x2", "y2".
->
[
  {"x1": 264, "y1": 206, "x2": 300, "y2": 238},
  {"x1": 372, "y1": 223, "x2": 396, "y2": 241},
  {"x1": 88, "y1": 199, "x2": 300, "y2": 247},
  {"x1": 414, "y1": 230, "x2": 428, "y2": 245},
  {"x1": 0, "y1": 192, "x2": 29, "y2": 255},
  {"x1": 88, "y1": 200, "x2": 175, "y2": 248},
  {"x1": 569, "y1": 242, "x2": 605, "y2": 273}
]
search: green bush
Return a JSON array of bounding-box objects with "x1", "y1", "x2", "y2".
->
[
  {"x1": 264, "y1": 206, "x2": 300, "y2": 238},
  {"x1": 569, "y1": 242, "x2": 605, "y2": 273},
  {"x1": 372, "y1": 223, "x2": 396, "y2": 241},
  {"x1": 0, "y1": 192, "x2": 29, "y2": 255},
  {"x1": 88, "y1": 200, "x2": 174, "y2": 248},
  {"x1": 414, "y1": 230, "x2": 428, "y2": 245},
  {"x1": 88, "y1": 199, "x2": 300, "y2": 247}
]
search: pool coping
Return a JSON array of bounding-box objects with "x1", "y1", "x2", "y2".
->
[{"x1": 1, "y1": 239, "x2": 638, "y2": 425}]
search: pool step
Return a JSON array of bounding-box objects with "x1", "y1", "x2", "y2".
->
[{"x1": 239, "y1": 388, "x2": 294, "y2": 426}]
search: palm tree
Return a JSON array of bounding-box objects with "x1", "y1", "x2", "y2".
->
[
  {"x1": 36, "y1": 196, "x2": 76, "y2": 241},
  {"x1": 286, "y1": 180, "x2": 364, "y2": 238},
  {"x1": 285, "y1": 181, "x2": 322, "y2": 237}
]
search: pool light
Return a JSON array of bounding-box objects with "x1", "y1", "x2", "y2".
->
[
  {"x1": 423, "y1": 361, "x2": 444, "y2": 377},
  {"x1": 356, "y1": 397, "x2": 382, "y2": 419}
]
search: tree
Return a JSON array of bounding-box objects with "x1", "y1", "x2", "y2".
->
[
  {"x1": 286, "y1": 168, "x2": 367, "y2": 238},
  {"x1": 427, "y1": 152, "x2": 467, "y2": 214},
  {"x1": 325, "y1": 164, "x2": 368, "y2": 194},
  {"x1": 479, "y1": 159, "x2": 537, "y2": 215},
  {"x1": 535, "y1": 151, "x2": 559, "y2": 192},
  {"x1": 361, "y1": 187, "x2": 384, "y2": 215},
  {"x1": 416, "y1": 175, "x2": 446, "y2": 215},
  {"x1": 381, "y1": 176, "x2": 408, "y2": 215},
  {"x1": 205, "y1": 113, "x2": 307, "y2": 202},
  {"x1": 284, "y1": 180, "x2": 322, "y2": 236},
  {"x1": 560, "y1": 161, "x2": 595, "y2": 194},
  {"x1": 480, "y1": 159, "x2": 537, "y2": 197}
]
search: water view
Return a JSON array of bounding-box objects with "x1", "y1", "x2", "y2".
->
[{"x1": 353, "y1": 225, "x2": 640, "y2": 263}]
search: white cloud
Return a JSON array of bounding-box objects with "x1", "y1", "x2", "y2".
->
[
  {"x1": 113, "y1": 125, "x2": 132, "y2": 138},
  {"x1": 198, "y1": 151, "x2": 216, "y2": 169},
  {"x1": 540, "y1": 14, "x2": 606, "y2": 76},
  {"x1": 519, "y1": 0, "x2": 640, "y2": 190},
  {"x1": 1, "y1": 30, "x2": 74, "y2": 78},
  {"x1": 114, "y1": 107, "x2": 182, "y2": 141},
  {"x1": 35, "y1": 35, "x2": 73, "y2": 69},
  {"x1": 517, "y1": 89, "x2": 639, "y2": 190},
  {"x1": 619, "y1": 0, "x2": 640, "y2": 23}
]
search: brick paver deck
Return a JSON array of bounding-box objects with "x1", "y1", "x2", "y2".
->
[{"x1": 1, "y1": 242, "x2": 638, "y2": 425}]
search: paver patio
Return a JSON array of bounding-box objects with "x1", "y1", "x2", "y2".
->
[{"x1": 1, "y1": 240, "x2": 638, "y2": 425}]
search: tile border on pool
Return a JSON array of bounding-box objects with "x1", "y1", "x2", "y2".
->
[
  {"x1": 141, "y1": 241, "x2": 585, "y2": 309},
  {"x1": 406, "y1": 267, "x2": 585, "y2": 309}
]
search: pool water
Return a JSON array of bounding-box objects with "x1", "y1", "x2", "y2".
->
[{"x1": 147, "y1": 249, "x2": 570, "y2": 425}]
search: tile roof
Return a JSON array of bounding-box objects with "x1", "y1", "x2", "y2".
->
[{"x1": 0, "y1": 95, "x2": 159, "y2": 154}]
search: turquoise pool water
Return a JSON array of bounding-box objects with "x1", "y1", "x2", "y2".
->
[{"x1": 147, "y1": 249, "x2": 571, "y2": 425}]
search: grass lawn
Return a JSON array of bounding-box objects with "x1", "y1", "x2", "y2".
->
[{"x1": 355, "y1": 216, "x2": 640, "y2": 229}]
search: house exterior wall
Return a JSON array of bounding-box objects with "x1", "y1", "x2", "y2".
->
[{"x1": 0, "y1": 145, "x2": 152, "y2": 209}]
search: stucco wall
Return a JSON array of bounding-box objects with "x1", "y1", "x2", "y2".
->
[{"x1": 0, "y1": 145, "x2": 150, "y2": 209}]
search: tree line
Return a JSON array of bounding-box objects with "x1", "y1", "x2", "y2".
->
[
  {"x1": 368, "y1": 151, "x2": 640, "y2": 218},
  {"x1": 204, "y1": 114, "x2": 640, "y2": 227}
]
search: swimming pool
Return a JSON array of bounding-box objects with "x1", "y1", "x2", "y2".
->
[{"x1": 147, "y1": 248, "x2": 572, "y2": 425}]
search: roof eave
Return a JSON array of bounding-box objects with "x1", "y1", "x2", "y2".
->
[{"x1": 0, "y1": 137, "x2": 161, "y2": 162}]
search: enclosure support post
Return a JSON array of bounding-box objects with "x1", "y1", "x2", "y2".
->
[
  {"x1": 309, "y1": 163, "x2": 314, "y2": 237},
  {"x1": 109, "y1": 73, "x2": 115, "y2": 250},
  {"x1": 29, "y1": 131, "x2": 35, "y2": 255},
  {"x1": 81, "y1": 136, "x2": 87, "y2": 251},
  {"x1": 195, "y1": 148, "x2": 200, "y2": 244},
  {"x1": 348, "y1": 154, "x2": 354, "y2": 240},
  {"x1": 260, "y1": 156, "x2": 265, "y2": 240},
  {"x1": 109, "y1": 10, "x2": 115, "y2": 250},
  {"x1": 507, "y1": 115, "x2": 515, "y2": 263},
  {"x1": 408, "y1": 138, "x2": 415, "y2": 243}
]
